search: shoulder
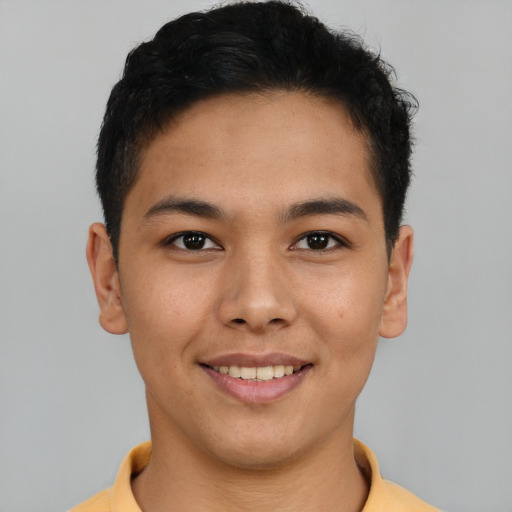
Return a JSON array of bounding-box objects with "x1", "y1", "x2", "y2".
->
[
  {"x1": 68, "y1": 487, "x2": 112, "y2": 512},
  {"x1": 354, "y1": 439, "x2": 441, "y2": 512},
  {"x1": 380, "y1": 479, "x2": 441, "y2": 512},
  {"x1": 68, "y1": 441, "x2": 151, "y2": 512}
]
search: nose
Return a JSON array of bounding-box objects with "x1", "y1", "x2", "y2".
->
[{"x1": 216, "y1": 248, "x2": 298, "y2": 333}]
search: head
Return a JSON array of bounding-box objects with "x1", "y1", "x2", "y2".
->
[
  {"x1": 87, "y1": 0, "x2": 416, "y2": 473},
  {"x1": 96, "y1": 0, "x2": 417, "y2": 263}
]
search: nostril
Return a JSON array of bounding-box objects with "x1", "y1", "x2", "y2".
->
[{"x1": 233, "y1": 318, "x2": 246, "y2": 324}]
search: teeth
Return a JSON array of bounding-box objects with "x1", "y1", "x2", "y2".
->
[
  {"x1": 273, "y1": 365, "x2": 285, "y2": 378},
  {"x1": 240, "y1": 367, "x2": 257, "y2": 380},
  {"x1": 256, "y1": 366, "x2": 273, "y2": 381},
  {"x1": 228, "y1": 365, "x2": 241, "y2": 378},
  {"x1": 211, "y1": 364, "x2": 303, "y2": 380}
]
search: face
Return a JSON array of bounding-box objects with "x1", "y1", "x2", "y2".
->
[{"x1": 88, "y1": 92, "x2": 413, "y2": 469}]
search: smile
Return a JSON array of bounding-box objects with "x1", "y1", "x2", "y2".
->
[
  {"x1": 201, "y1": 359, "x2": 313, "y2": 404},
  {"x1": 208, "y1": 364, "x2": 302, "y2": 381}
]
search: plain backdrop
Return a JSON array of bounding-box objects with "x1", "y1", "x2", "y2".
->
[{"x1": 1, "y1": 1, "x2": 511, "y2": 511}]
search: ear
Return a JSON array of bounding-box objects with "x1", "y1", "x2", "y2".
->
[
  {"x1": 379, "y1": 225, "x2": 414, "y2": 339},
  {"x1": 86, "y1": 223, "x2": 128, "y2": 335}
]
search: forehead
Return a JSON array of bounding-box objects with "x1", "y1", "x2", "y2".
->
[{"x1": 128, "y1": 91, "x2": 380, "y2": 222}]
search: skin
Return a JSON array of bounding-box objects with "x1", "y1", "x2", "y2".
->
[{"x1": 87, "y1": 91, "x2": 414, "y2": 511}]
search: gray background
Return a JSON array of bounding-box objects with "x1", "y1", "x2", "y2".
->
[{"x1": 1, "y1": 1, "x2": 511, "y2": 511}]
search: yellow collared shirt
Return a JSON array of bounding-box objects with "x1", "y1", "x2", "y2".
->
[{"x1": 70, "y1": 440, "x2": 440, "y2": 511}]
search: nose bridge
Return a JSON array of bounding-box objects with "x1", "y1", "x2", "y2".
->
[{"x1": 217, "y1": 243, "x2": 296, "y2": 331}]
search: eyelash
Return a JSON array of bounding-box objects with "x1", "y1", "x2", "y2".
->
[
  {"x1": 292, "y1": 231, "x2": 349, "y2": 251},
  {"x1": 163, "y1": 231, "x2": 221, "y2": 251},
  {"x1": 162, "y1": 230, "x2": 349, "y2": 252}
]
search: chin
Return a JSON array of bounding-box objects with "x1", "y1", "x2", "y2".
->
[{"x1": 203, "y1": 426, "x2": 313, "y2": 471}]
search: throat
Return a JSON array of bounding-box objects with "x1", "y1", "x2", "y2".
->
[{"x1": 131, "y1": 434, "x2": 369, "y2": 512}]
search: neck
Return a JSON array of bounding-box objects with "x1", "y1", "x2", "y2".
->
[{"x1": 132, "y1": 408, "x2": 369, "y2": 512}]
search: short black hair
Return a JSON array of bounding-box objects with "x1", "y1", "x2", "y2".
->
[{"x1": 96, "y1": 0, "x2": 417, "y2": 262}]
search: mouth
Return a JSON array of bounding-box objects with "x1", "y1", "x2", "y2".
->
[
  {"x1": 202, "y1": 363, "x2": 305, "y2": 381},
  {"x1": 200, "y1": 356, "x2": 313, "y2": 403}
]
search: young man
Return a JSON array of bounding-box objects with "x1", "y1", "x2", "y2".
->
[{"x1": 75, "y1": 1, "x2": 439, "y2": 510}]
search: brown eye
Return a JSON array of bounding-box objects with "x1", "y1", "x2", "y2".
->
[
  {"x1": 183, "y1": 233, "x2": 207, "y2": 250},
  {"x1": 306, "y1": 233, "x2": 330, "y2": 250},
  {"x1": 167, "y1": 231, "x2": 220, "y2": 251},
  {"x1": 293, "y1": 231, "x2": 344, "y2": 251}
]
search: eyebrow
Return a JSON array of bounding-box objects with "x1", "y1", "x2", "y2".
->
[
  {"x1": 143, "y1": 196, "x2": 226, "y2": 221},
  {"x1": 143, "y1": 195, "x2": 367, "y2": 224},
  {"x1": 281, "y1": 198, "x2": 368, "y2": 223}
]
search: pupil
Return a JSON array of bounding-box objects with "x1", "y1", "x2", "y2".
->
[
  {"x1": 307, "y1": 233, "x2": 328, "y2": 249},
  {"x1": 183, "y1": 233, "x2": 205, "y2": 250}
]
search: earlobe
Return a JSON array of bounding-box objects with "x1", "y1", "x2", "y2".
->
[
  {"x1": 379, "y1": 225, "x2": 414, "y2": 339},
  {"x1": 86, "y1": 223, "x2": 128, "y2": 335}
]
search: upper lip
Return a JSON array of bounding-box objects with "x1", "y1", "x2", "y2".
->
[{"x1": 202, "y1": 352, "x2": 310, "y2": 368}]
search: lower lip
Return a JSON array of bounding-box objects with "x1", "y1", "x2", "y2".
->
[{"x1": 202, "y1": 365, "x2": 312, "y2": 404}]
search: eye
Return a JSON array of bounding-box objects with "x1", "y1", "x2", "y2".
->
[
  {"x1": 293, "y1": 231, "x2": 346, "y2": 251},
  {"x1": 165, "y1": 231, "x2": 221, "y2": 251}
]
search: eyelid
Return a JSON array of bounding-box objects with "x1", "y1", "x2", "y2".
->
[
  {"x1": 162, "y1": 231, "x2": 223, "y2": 251},
  {"x1": 291, "y1": 230, "x2": 351, "y2": 250}
]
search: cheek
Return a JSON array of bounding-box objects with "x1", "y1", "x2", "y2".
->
[
  {"x1": 302, "y1": 267, "x2": 387, "y2": 326},
  {"x1": 301, "y1": 263, "x2": 387, "y2": 356},
  {"x1": 120, "y1": 267, "x2": 215, "y2": 365}
]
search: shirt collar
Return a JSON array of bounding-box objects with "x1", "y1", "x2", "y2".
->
[
  {"x1": 110, "y1": 439, "x2": 388, "y2": 511},
  {"x1": 111, "y1": 441, "x2": 151, "y2": 512}
]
